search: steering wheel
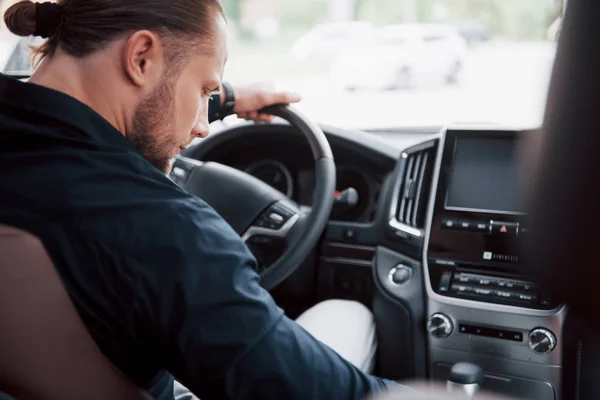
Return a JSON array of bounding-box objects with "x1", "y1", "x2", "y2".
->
[{"x1": 170, "y1": 105, "x2": 336, "y2": 290}]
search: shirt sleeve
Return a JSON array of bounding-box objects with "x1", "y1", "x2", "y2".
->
[{"x1": 130, "y1": 199, "x2": 400, "y2": 400}]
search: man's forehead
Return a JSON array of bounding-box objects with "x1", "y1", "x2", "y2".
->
[
  {"x1": 213, "y1": 13, "x2": 229, "y2": 76},
  {"x1": 215, "y1": 12, "x2": 229, "y2": 60}
]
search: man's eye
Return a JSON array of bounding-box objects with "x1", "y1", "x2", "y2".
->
[{"x1": 203, "y1": 89, "x2": 220, "y2": 99}]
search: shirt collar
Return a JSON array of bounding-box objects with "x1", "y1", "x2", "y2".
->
[{"x1": 0, "y1": 73, "x2": 137, "y2": 151}]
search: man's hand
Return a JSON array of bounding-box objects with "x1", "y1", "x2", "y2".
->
[{"x1": 228, "y1": 82, "x2": 301, "y2": 123}]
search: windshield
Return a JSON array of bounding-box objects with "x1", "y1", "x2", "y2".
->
[{"x1": 0, "y1": 0, "x2": 562, "y2": 131}]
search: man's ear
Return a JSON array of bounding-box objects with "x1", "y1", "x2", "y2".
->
[{"x1": 122, "y1": 30, "x2": 165, "y2": 89}]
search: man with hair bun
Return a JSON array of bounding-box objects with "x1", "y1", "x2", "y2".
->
[{"x1": 0, "y1": 1, "x2": 411, "y2": 399}]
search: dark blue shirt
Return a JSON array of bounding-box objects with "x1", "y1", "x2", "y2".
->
[{"x1": 0, "y1": 75, "x2": 398, "y2": 399}]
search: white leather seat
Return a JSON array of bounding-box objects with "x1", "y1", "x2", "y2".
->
[{"x1": 295, "y1": 299, "x2": 377, "y2": 373}]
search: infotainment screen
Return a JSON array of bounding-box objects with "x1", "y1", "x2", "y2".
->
[{"x1": 446, "y1": 137, "x2": 522, "y2": 214}]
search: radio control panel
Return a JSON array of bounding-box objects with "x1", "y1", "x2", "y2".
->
[{"x1": 430, "y1": 262, "x2": 555, "y2": 309}]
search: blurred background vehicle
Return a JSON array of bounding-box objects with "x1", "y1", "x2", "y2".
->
[
  {"x1": 330, "y1": 23, "x2": 467, "y2": 91},
  {"x1": 449, "y1": 20, "x2": 490, "y2": 47},
  {"x1": 290, "y1": 21, "x2": 374, "y2": 61}
]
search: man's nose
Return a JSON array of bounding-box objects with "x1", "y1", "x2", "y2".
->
[{"x1": 191, "y1": 116, "x2": 210, "y2": 139}]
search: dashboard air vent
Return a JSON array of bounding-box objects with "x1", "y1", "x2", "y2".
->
[{"x1": 396, "y1": 144, "x2": 436, "y2": 229}]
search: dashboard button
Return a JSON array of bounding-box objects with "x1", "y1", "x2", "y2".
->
[
  {"x1": 475, "y1": 222, "x2": 490, "y2": 232},
  {"x1": 389, "y1": 265, "x2": 413, "y2": 285},
  {"x1": 441, "y1": 219, "x2": 457, "y2": 229},
  {"x1": 496, "y1": 280, "x2": 508, "y2": 288},
  {"x1": 476, "y1": 277, "x2": 494, "y2": 286},
  {"x1": 494, "y1": 290, "x2": 516, "y2": 299},
  {"x1": 458, "y1": 221, "x2": 473, "y2": 230},
  {"x1": 439, "y1": 271, "x2": 452, "y2": 292},
  {"x1": 454, "y1": 273, "x2": 474, "y2": 284},
  {"x1": 343, "y1": 228, "x2": 358, "y2": 241},
  {"x1": 515, "y1": 282, "x2": 537, "y2": 292},
  {"x1": 473, "y1": 287, "x2": 493, "y2": 296},
  {"x1": 451, "y1": 284, "x2": 474, "y2": 294},
  {"x1": 539, "y1": 291, "x2": 552, "y2": 306},
  {"x1": 455, "y1": 220, "x2": 486, "y2": 232},
  {"x1": 517, "y1": 293, "x2": 537, "y2": 302},
  {"x1": 491, "y1": 221, "x2": 518, "y2": 236},
  {"x1": 504, "y1": 281, "x2": 517, "y2": 289}
]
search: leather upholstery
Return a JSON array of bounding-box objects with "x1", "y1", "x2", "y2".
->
[
  {"x1": 0, "y1": 224, "x2": 150, "y2": 400},
  {"x1": 575, "y1": 333, "x2": 600, "y2": 400}
]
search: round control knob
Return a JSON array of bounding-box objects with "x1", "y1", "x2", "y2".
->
[
  {"x1": 528, "y1": 328, "x2": 556, "y2": 355},
  {"x1": 388, "y1": 264, "x2": 413, "y2": 286},
  {"x1": 428, "y1": 313, "x2": 454, "y2": 338}
]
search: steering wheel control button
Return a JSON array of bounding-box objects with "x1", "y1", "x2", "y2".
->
[
  {"x1": 254, "y1": 204, "x2": 296, "y2": 230},
  {"x1": 169, "y1": 156, "x2": 204, "y2": 186},
  {"x1": 388, "y1": 264, "x2": 413, "y2": 286},
  {"x1": 271, "y1": 203, "x2": 295, "y2": 218},
  {"x1": 268, "y1": 213, "x2": 284, "y2": 223},
  {"x1": 169, "y1": 165, "x2": 190, "y2": 185},
  {"x1": 248, "y1": 236, "x2": 273, "y2": 245},
  {"x1": 428, "y1": 313, "x2": 454, "y2": 338},
  {"x1": 172, "y1": 167, "x2": 186, "y2": 178},
  {"x1": 528, "y1": 328, "x2": 557, "y2": 355},
  {"x1": 256, "y1": 219, "x2": 280, "y2": 230}
]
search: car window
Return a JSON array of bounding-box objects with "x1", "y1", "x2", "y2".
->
[{"x1": 1, "y1": 0, "x2": 560, "y2": 132}]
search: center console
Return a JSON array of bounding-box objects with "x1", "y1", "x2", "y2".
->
[{"x1": 424, "y1": 128, "x2": 565, "y2": 399}]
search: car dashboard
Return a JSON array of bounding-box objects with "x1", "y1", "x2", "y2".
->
[
  {"x1": 381, "y1": 126, "x2": 562, "y2": 400},
  {"x1": 187, "y1": 124, "x2": 399, "y2": 224},
  {"x1": 183, "y1": 122, "x2": 564, "y2": 400}
]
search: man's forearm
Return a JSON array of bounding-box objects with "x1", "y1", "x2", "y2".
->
[{"x1": 217, "y1": 315, "x2": 408, "y2": 400}]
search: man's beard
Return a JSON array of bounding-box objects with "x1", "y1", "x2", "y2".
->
[{"x1": 129, "y1": 79, "x2": 178, "y2": 174}]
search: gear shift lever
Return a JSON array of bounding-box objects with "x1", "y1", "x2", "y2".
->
[{"x1": 447, "y1": 362, "x2": 484, "y2": 398}]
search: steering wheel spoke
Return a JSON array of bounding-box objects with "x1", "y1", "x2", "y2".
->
[
  {"x1": 242, "y1": 202, "x2": 300, "y2": 272},
  {"x1": 173, "y1": 105, "x2": 335, "y2": 290}
]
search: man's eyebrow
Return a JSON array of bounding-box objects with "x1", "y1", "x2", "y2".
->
[{"x1": 207, "y1": 81, "x2": 220, "y2": 92}]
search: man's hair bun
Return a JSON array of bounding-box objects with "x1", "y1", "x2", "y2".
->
[{"x1": 4, "y1": 0, "x2": 37, "y2": 37}]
